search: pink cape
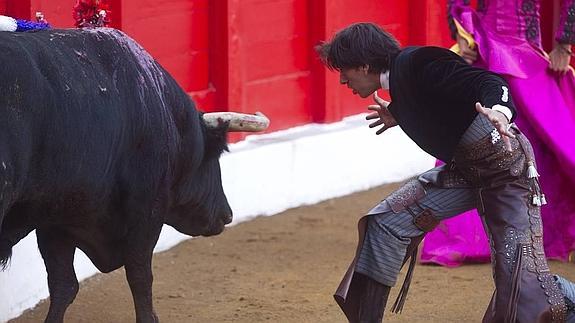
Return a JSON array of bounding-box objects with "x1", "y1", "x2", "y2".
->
[{"x1": 421, "y1": 5, "x2": 575, "y2": 267}]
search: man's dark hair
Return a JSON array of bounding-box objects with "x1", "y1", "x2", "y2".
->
[{"x1": 315, "y1": 22, "x2": 401, "y2": 73}]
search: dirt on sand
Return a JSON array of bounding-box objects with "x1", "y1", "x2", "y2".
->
[{"x1": 11, "y1": 183, "x2": 575, "y2": 322}]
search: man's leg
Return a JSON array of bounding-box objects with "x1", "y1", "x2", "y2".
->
[
  {"x1": 452, "y1": 117, "x2": 568, "y2": 322},
  {"x1": 345, "y1": 272, "x2": 390, "y2": 323},
  {"x1": 341, "y1": 176, "x2": 478, "y2": 322},
  {"x1": 481, "y1": 180, "x2": 567, "y2": 322}
]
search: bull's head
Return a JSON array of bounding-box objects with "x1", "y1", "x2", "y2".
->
[{"x1": 167, "y1": 112, "x2": 269, "y2": 237}]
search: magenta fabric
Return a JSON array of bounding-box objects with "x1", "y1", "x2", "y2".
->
[{"x1": 421, "y1": 2, "x2": 575, "y2": 267}]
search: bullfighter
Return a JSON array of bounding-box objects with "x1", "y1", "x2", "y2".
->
[{"x1": 316, "y1": 22, "x2": 575, "y2": 323}]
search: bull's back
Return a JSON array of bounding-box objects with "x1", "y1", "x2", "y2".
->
[{"x1": 0, "y1": 29, "x2": 193, "y2": 201}]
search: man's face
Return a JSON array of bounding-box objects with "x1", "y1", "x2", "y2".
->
[{"x1": 339, "y1": 66, "x2": 379, "y2": 98}]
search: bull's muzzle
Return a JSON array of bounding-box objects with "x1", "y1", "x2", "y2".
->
[{"x1": 203, "y1": 112, "x2": 270, "y2": 132}]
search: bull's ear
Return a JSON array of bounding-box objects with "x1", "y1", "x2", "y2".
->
[{"x1": 201, "y1": 114, "x2": 229, "y2": 159}]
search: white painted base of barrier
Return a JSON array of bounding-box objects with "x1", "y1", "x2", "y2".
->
[{"x1": 0, "y1": 114, "x2": 434, "y2": 322}]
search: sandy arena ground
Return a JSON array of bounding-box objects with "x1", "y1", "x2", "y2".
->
[{"x1": 10, "y1": 183, "x2": 575, "y2": 322}]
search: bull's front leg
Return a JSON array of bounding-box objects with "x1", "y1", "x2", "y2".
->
[
  {"x1": 124, "y1": 224, "x2": 162, "y2": 323},
  {"x1": 36, "y1": 229, "x2": 79, "y2": 323}
]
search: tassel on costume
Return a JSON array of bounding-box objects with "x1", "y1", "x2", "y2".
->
[
  {"x1": 391, "y1": 248, "x2": 418, "y2": 313},
  {"x1": 514, "y1": 131, "x2": 547, "y2": 207},
  {"x1": 527, "y1": 161, "x2": 539, "y2": 179},
  {"x1": 525, "y1": 160, "x2": 548, "y2": 207},
  {"x1": 532, "y1": 195, "x2": 542, "y2": 206}
]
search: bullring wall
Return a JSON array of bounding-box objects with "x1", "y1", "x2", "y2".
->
[{"x1": 0, "y1": 0, "x2": 565, "y2": 321}]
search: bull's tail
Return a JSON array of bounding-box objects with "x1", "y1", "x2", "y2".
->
[
  {"x1": 0, "y1": 208, "x2": 13, "y2": 270},
  {"x1": 0, "y1": 171, "x2": 13, "y2": 270},
  {"x1": 0, "y1": 239, "x2": 12, "y2": 270}
]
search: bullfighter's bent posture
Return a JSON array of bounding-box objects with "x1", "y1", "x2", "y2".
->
[{"x1": 316, "y1": 22, "x2": 575, "y2": 322}]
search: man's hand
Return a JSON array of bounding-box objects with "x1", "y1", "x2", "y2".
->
[
  {"x1": 456, "y1": 34, "x2": 478, "y2": 65},
  {"x1": 475, "y1": 102, "x2": 515, "y2": 151},
  {"x1": 366, "y1": 92, "x2": 397, "y2": 135},
  {"x1": 549, "y1": 43, "x2": 573, "y2": 73}
]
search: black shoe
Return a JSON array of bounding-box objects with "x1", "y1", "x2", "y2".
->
[{"x1": 554, "y1": 275, "x2": 575, "y2": 323}]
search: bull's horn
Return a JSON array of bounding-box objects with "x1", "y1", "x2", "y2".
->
[{"x1": 203, "y1": 112, "x2": 270, "y2": 132}]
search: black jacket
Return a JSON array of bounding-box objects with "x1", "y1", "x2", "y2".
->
[{"x1": 388, "y1": 46, "x2": 516, "y2": 162}]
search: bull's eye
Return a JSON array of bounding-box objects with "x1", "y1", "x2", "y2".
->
[{"x1": 203, "y1": 126, "x2": 229, "y2": 159}]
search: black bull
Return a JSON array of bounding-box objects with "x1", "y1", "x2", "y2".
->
[{"x1": 0, "y1": 28, "x2": 235, "y2": 322}]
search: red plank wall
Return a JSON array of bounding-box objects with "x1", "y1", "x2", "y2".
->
[
  {"x1": 229, "y1": 0, "x2": 314, "y2": 127},
  {"x1": 121, "y1": 0, "x2": 209, "y2": 96},
  {"x1": 2, "y1": 1, "x2": 568, "y2": 138}
]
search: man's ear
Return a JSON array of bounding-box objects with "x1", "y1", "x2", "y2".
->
[{"x1": 361, "y1": 64, "x2": 370, "y2": 74}]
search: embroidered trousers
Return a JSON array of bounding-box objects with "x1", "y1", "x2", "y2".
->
[{"x1": 335, "y1": 114, "x2": 567, "y2": 322}]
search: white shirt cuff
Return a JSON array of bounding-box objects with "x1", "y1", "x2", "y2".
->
[{"x1": 491, "y1": 104, "x2": 513, "y2": 122}]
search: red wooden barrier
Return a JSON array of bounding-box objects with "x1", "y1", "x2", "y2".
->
[{"x1": 2, "y1": 0, "x2": 568, "y2": 140}]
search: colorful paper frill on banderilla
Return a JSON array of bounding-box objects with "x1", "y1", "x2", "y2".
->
[
  {"x1": 0, "y1": 15, "x2": 51, "y2": 32},
  {"x1": 73, "y1": 0, "x2": 111, "y2": 28}
]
